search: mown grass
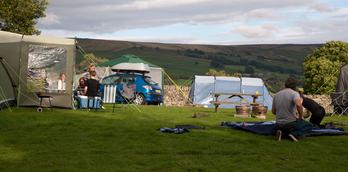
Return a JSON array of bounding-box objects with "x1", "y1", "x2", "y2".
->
[{"x1": 0, "y1": 105, "x2": 347, "y2": 172}]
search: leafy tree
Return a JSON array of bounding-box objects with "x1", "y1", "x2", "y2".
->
[
  {"x1": 209, "y1": 59, "x2": 224, "y2": 69},
  {"x1": 205, "y1": 69, "x2": 241, "y2": 77},
  {"x1": 0, "y1": 0, "x2": 48, "y2": 35},
  {"x1": 244, "y1": 65, "x2": 255, "y2": 74},
  {"x1": 303, "y1": 41, "x2": 348, "y2": 94},
  {"x1": 206, "y1": 69, "x2": 228, "y2": 76}
]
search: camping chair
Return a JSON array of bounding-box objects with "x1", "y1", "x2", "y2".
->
[
  {"x1": 330, "y1": 92, "x2": 348, "y2": 116},
  {"x1": 112, "y1": 82, "x2": 136, "y2": 112}
]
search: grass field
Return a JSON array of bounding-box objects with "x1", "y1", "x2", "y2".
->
[{"x1": 0, "y1": 105, "x2": 348, "y2": 171}]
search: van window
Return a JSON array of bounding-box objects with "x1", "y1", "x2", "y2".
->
[
  {"x1": 144, "y1": 77, "x2": 157, "y2": 85},
  {"x1": 121, "y1": 76, "x2": 136, "y2": 85},
  {"x1": 101, "y1": 76, "x2": 120, "y2": 85}
]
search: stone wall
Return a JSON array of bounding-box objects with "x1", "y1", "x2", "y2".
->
[
  {"x1": 305, "y1": 94, "x2": 333, "y2": 113},
  {"x1": 163, "y1": 85, "x2": 333, "y2": 113},
  {"x1": 163, "y1": 85, "x2": 191, "y2": 106}
]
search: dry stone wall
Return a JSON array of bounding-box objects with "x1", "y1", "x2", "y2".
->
[
  {"x1": 163, "y1": 85, "x2": 191, "y2": 106},
  {"x1": 163, "y1": 85, "x2": 333, "y2": 113},
  {"x1": 305, "y1": 94, "x2": 333, "y2": 113}
]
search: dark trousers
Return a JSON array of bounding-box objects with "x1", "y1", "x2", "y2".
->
[
  {"x1": 275, "y1": 121, "x2": 297, "y2": 135},
  {"x1": 309, "y1": 107, "x2": 325, "y2": 126}
]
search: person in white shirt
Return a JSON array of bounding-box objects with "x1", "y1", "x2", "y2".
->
[{"x1": 58, "y1": 73, "x2": 66, "y2": 91}]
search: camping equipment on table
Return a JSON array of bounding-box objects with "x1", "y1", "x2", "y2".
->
[{"x1": 221, "y1": 121, "x2": 348, "y2": 137}]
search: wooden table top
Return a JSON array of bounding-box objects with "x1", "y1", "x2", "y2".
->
[{"x1": 211, "y1": 93, "x2": 263, "y2": 96}]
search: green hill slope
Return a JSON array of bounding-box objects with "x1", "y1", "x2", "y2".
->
[{"x1": 76, "y1": 38, "x2": 322, "y2": 92}]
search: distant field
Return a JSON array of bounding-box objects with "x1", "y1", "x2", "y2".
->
[
  {"x1": 0, "y1": 106, "x2": 348, "y2": 171},
  {"x1": 77, "y1": 39, "x2": 322, "y2": 92}
]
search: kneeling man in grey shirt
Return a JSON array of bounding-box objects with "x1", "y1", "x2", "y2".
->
[{"x1": 272, "y1": 77, "x2": 303, "y2": 141}]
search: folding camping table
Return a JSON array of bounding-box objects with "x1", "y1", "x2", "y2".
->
[{"x1": 210, "y1": 93, "x2": 262, "y2": 112}]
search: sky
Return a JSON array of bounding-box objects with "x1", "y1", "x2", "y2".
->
[{"x1": 38, "y1": 0, "x2": 348, "y2": 45}]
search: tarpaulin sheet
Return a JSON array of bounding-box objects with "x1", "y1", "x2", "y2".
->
[{"x1": 221, "y1": 121, "x2": 348, "y2": 136}]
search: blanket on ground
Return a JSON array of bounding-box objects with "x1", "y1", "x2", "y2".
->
[{"x1": 221, "y1": 121, "x2": 348, "y2": 137}]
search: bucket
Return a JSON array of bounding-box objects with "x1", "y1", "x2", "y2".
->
[
  {"x1": 235, "y1": 105, "x2": 250, "y2": 116},
  {"x1": 252, "y1": 105, "x2": 268, "y2": 117}
]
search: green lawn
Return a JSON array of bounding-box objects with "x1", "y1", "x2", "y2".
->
[{"x1": 0, "y1": 106, "x2": 348, "y2": 172}]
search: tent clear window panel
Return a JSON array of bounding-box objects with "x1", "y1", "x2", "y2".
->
[{"x1": 27, "y1": 45, "x2": 67, "y2": 93}]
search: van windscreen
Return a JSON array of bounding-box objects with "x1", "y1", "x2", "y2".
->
[{"x1": 144, "y1": 77, "x2": 157, "y2": 85}]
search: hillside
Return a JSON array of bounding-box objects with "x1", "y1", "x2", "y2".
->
[{"x1": 76, "y1": 38, "x2": 322, "y2": 92}]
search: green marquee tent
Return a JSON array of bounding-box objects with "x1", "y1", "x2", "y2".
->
[{"x1": 100, "y1": 54, "x2": 159, "y2": 68}]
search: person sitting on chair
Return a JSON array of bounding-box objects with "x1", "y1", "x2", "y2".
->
[
  {"x1": 57, "y1": 73, "x2": 66, "y2": 91},
  {"x1": 298, "y1": 89, "x2": 326, "y2": 127},
  {"x1": 77, "y1": 77, "x2": 87, "y2": 96}
]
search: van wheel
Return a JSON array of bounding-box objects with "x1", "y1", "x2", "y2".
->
[{"x1": 134, "y1": 94, "x2": 146, "y2": 105}]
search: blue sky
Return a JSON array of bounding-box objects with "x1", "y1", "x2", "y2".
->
[{"x1": 38, "y1": 0, "x2": 348, "y2": 45}]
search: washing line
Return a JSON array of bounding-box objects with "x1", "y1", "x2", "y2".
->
[{"x1": 76, "y1": 45, "x2": 97, "y2": 65}]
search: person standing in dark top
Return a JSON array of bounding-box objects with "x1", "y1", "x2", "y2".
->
[
  {"x1": 86, "y1": 71, "x2": 100, "y2": 97},
  {"x1": 299, "y1": 89, "x2": 326, "y2": 127}
]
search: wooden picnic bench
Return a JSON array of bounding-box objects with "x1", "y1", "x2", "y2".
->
[{"x1": 210, "y1": 93, "x2": 262, "y2": 112}]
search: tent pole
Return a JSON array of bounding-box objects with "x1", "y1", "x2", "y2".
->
[
  {"x1": 17, "y1": 34, "x2": 24, "y2": 108},
  {"x1": 240, "y1": 76, "x2": 242, "y2": 104},
  {"x1": 161, "y1": 69, "x2": 165, "y2": 106}
]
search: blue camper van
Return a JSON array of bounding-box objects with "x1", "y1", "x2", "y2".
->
[{"x1": 100, "y1": 73, "x2": 163, "y2": 105}]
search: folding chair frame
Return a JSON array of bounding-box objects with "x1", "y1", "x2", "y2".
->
[{"x1": 330, "y1": 91, "x2": 348, "y2": 116}]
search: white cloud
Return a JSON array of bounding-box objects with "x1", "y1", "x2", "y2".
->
[
  {"x1": 37, "y1": 0, "x2": 348, "y2": 44},
  {"x1": 233, "y1": 24, "x2": 279, "y2": 38},
  {"x1": 332, "y1": 7, "x2": 348, "y2": 17},
  {"x1": 39, "y1": 13, "x2": 60, "y2": 25},
  {"x1": 97, "y1": 0, "x2": 213, "y2": 11},
  {"x1": 245, "y1": 9, "x2": 278, "y2": 20},
  {"x1": 39, "y1": 0, "x2": 313, "y2": 32},
  {"x1": 310, "y1": 3, "x2": 335, "y2": 12}
]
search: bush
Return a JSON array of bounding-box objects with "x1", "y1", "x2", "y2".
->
[{"x1": 303, "y1": 41, "x2": 348, "y2": 94}]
